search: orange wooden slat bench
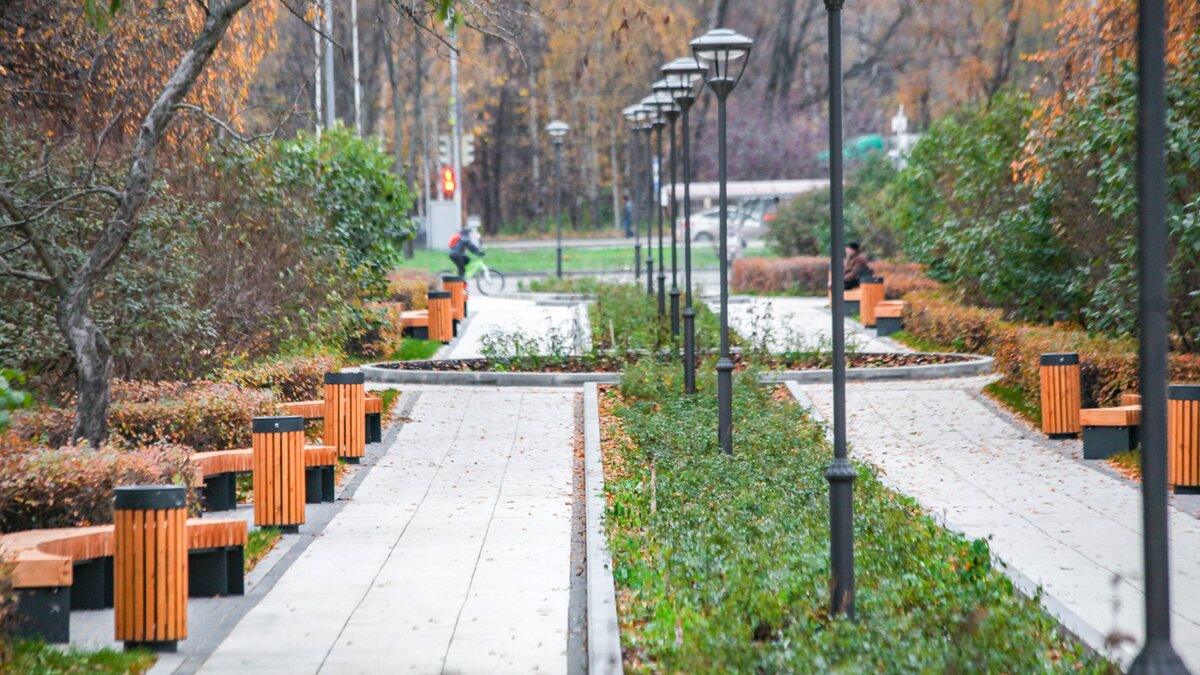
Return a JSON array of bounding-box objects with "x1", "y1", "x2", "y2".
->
[
  {"x1": 2, "y1": 514, "x2": 247, "y2": 644},
  {"x1": 874, "y1": 300, "x2": 905, "y2": 337},
  {"x1": 401, "y1": 309, "x2": 430, "y2": 339},
  {"x1": 1080, "y1": 403, "x2": 1141, "y2": 460},
  {"x1": 1169, "y1": 385, "x2": 1200, "y2": 494},
  {"x1": 283, "y1": 392, "x2": 384, "y2": 444},
  {"x1": 191, "y1": 443, "x2": 339, "y2": 511},
  {"x1": 1040, "y1": 353, "x2": 1082, "y2": 438}
]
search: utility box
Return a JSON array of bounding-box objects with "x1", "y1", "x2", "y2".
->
[{"x1": 428, "y1": 200, "x2": 459, "y2": 251}]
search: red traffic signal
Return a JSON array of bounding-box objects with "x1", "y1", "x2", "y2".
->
[{"x1": 442, "y1": 166, "x2": 456, "y2": 198}]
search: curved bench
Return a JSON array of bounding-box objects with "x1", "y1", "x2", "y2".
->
[
  {"x1": 191, "y1": 445, "x2": 339, "y2": 511},
  {"x1": 282, "y1": 395, "x2": 385, "y2": 444},
  {"x1": 1, "y1": 517, "x2": 247, "y2": 643}
]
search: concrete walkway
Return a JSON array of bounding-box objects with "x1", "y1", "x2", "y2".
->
[
  {"x1": 791, "y1": 376, "x2": 1200, "y2": 669},
  {"x1": 447, "y1": 296, "x2": 587, "y2": 359},
  {"x1": 199, "y1": 386, "x2": 576, "y2": 674},
  {"x1": 726, "y1": 295, "x2": 905, "y2": 354}
]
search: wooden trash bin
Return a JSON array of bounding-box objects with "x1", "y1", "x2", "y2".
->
[
  {"x1": 442, "y1": 275, "x2": 468, "y2": 328},
  {"x1": 324, "y1": 372, "x2": 366, "y2": 463},
  {"x1": 1039, "y1": 353, "x2": 1082, "y2": 438},
  {"x1": 252, "y1": 416, "x2": 306, "y2": 532},
  {"x1": 859, "y1": 277, "x2": 885, "y2": 327},
  {"x1": 114, "y1": 485, "x2": 188, "y2": 652},
  {"x1": 427, "y1": 291, "x2": 454, "y2": 343},
  {"x1": 1169, "y1": 384, "x2": 1200, "y2": 493}
]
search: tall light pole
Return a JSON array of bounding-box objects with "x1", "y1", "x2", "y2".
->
[
  {"x1": 622, "y1": 105, "x2": 645, "y2": 283},
  {"x1": 1128, "y1": 0, "x2": 1188, "y2": 672},
  {"x1": 692, "y1": 28, "x2": 752, "y2": 456},
  {"x1": 642, "y1": 92, "x2": 674, "y2": 318},
  {"x1": 654, "y1": 79, "x2": 683, "y2": 337},
  {"x1": 663, "y1": 58, "x2": 707, "y2": 393},
  {"x1": 641, "y1": 105, "x2": 657, "y2": 296},
  {"x1": 546, "y1": 120, "x2": 570, "y2": 278},
  {"x1": 821, "y1": 1, "x2": 856, "y2": 620}
]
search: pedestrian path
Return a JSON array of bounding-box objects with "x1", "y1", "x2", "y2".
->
[
  {"x1": 199, "y1": 385, "x2": 576, "y2": 674},
  {"x1": 791, "y1": 376, "x2": 1200, "y2": 669},
  {"x1": 447, "y1": 295, "x2": 587, "y2": 359},
  {"x1": 726, "y1": 295, "x2": 904, "y2": 353}
]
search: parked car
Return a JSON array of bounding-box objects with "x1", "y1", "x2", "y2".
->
[{"x1": 680, "y1": 206, "x2": 765, "y2": 244}]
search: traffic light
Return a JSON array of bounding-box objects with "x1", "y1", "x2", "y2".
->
[
  {"x1": 441, "y1": 166, "x2": 456, "y2": 199},
  {"x1": 461, "y1": 134, "x2": 475, "y2": 167},
  {"x1": 437, "y1": 134, "x2": 452, "y2": 166}
]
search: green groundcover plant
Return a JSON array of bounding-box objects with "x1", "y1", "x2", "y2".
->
[{"x1": 602, "y1": 361, "x2": 1113, "y2": 672}]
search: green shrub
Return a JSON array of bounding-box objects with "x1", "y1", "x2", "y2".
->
[
  {"x1": 218, "y1": 354, "x2": 343, "y2": 402},
  {"x1": 0, "y1": 440, "x2": 197, "y2": 532},
  {"x1": 603, "y1": 364, "x2": 1108, "y2": 672},
  {"x1": 13, "y1": 381, "x2": 280, "y2": 451},
  {"x1": 0, "y1": 370, "x2": 32, "y2": 433}
]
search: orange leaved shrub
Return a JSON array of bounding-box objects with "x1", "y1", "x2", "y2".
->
[
  {"x1": 872, "y1": 261, "x2": 941, "y2": 299},
  {"x1": 903, "y1": 292, "x2": 1006, "y2": 354},
  {"x1": 388, "y1": 269, "x2": 434, "y2": 310},
  {"x1": 219, "y1": 353, "x2": 343, "y2": 402},
  {"x1": 731, "y1": 256, "x2": 829, "y2": 295}
]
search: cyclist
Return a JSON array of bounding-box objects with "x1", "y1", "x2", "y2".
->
[{"x1": 448, "y1": 226, "x2": 485, "y2": 278}]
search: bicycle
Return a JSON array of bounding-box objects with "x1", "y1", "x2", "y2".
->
[{"x1": 438, "y1": 256, "x2": 506, "y2": 296}]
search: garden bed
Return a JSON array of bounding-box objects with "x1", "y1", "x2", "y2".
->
[
  {"x1": 596, "y1": 362, "x2": 1109, "y2": 672},
  {"x1": 373, "y1": 351, "x2": 971, "y2": 373}
]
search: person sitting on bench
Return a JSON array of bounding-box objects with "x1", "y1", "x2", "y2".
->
[{"x1": 843, "y1": 241, "x2": 872, "y2": 290}]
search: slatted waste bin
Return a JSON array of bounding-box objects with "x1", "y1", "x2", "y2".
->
[
  {"x1": 324, "y1": 372, "x2": 365, "y2": 463},
  {"x1": 427, "y1": 291, "x2": 454, "y2": 343},
  {"x1": 114, "y1": 486, "x2": 187, "y2": 652},
  {"x1": 1169, "y1": 384, "x2": 1200, "y2": 493},
  {"x1": 859, "y1": 276, "x2": 885, "y2": 327},
  {"x1": 442, "y1": 275, "x2": 468, "y2": 334},
  {"x1": 1039, "y1": 353, "x2": 1082, "y2": 438},
  {"x1": 252, "y1": 416, "x2": 306, "y2": 532}
]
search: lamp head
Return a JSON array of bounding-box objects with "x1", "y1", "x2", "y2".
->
[
  {"x1": 661, "y1": 57, "x2": 706, "y2": 106},
  {"x1": 545, "y1": 119, "x2": 569, "y2": 144},
  {"x1": 690, "y1": 28, "x2": 753, "y2": 99}
]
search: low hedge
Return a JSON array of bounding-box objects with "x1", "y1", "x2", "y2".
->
[
  {"x1": 872, "y1": 260, "x2": 942, "y2": 299},
  {"x1": 0, "y1": 438, "x2": 196, "y2": 532},
  {"x1": 602, "y1": 363, "x2": 1107, "y2": 672},
  {"x1": 218, "y1": 353, "x2": 343, "y2": 402},
  {"x1": 13, "y1": 380, "x2": 280, "y2": 451},
  {"x1": 731, "y1": 256, "x2": 829, "y2": 295},
  {"x1": 388, "y1": 269, "x2": 433, "y2": 310},
  {"x1": 903, "y1": 291, "x2": 1007, "y2": 354}
]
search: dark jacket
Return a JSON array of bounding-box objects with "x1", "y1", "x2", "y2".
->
[
  {"x1": 844, "y1": 251, "x2": 871, "y2": 283},
  {"x1": 450, "y1": 230, "x2": 483, "y2": 256}
]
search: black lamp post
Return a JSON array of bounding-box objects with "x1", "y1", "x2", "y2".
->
[
  {"x1": 622, "y1": 104, "x2": 645, "y2": 283},
  {"x1": 642, "y1": 92, "x2": 674, "y2": 317},
  {"x1": 1128, "y1": 0, "x2": 1188, "y2": 672},
  {"x1": 546, "y1": 119, "x2": 570, "y2": 278},
  {"x1": 821, "y1": 0, "x2": 856, "y2": 621},
  {"x1": 640, "y1": 105, "x2": 656, "y2": 296},
  {"x1": 692, "y1": 28, "x2": 751, "y2": 456},
  {"x1": 662, "y1": 57, "x2": 707, "y2": 392},
  {"x1": 654, "y1": 79, "x2": 683, "y2": 337}
]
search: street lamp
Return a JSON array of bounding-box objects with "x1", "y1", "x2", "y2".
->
[
  {"x1": 642, "y1": 91, "x2": 675, "y2": 318},
  {"x1": 662, "y1": 57, "x2": 707, "y2": 392},
  {"x1": 653, "y1": 78, "x2": 683, "y2": 337},
  {"x1": 546, "y1": 119, "x2": 570, "y2": 278},
  {"x1": 1128, "y1": 0, "x2": 1188, "y2": 672},
  {"x1": 622, "y1": 104, "x2": 646, "y2": 283},
  {"x1": 638, "y1": 103, "x2": 658, "y2": 296},
  {"x1": 821, "y1": 1, "x2": 856, "y2": 621},
  {"x1": 692, "y1": 28, "x2": 751, "y2": 455}
]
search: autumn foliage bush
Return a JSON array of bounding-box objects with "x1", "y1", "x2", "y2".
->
[
  {"x1": 218, "y1": 354, "x2": 342, "y2": 402},
  {"x1": 731, "y1": 256, "x2": 829, "y2": 295},
  {"x1": 872, "y1": 261, "x2": 941, "y2": 299},
  {"x1": 0, "y1": 439, "x2": 196, "y2": 532},
  {"x1": 12, "y1": 381, "x2": 279, "y2": 451},
  {"x1": 903, "y1": 292, "x2": 1006, "y2": 354},
  {"x1": 388, "y1": 270, "x2": 434, "y2": 310}
]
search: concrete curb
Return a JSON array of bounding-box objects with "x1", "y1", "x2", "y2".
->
[
  {"x1": 582, "y1": 382, "x2": 624, "y2": 675},
  {"x1": 360, "y1": 353, "x2": 992, "y2": 387},
  {"x1": 783, "y1": 381, "x2": 1117, "y2": 666}
]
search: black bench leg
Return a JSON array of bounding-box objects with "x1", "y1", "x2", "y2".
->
[
  {"x1": 305, "y1": 466, "x2": 323, "y2": 505},
  {"x1": 202, "y1": 473, "x2": 237, "y2": 512},
  {"x1": 188, "y1": 545, "x2": 245, "y2": 597},
  {"x1": 367, "y1": 413, "x2": 382, "y2": 444},
  {"x1": 71, "y1": 557, "x2": 112, "y2": 609},
  {"x1": 323, "y1": 465, "x2": 336, "y2": 502},
  {"x1": 1082, "y1": 426, "x2": 1137, "y2": 460},
  {"x1": 225, "y1": 546, "x2": 244, "y2": 596},
  {"x1": 15, "y1": 587, "x2": 71, "y2": 643}
]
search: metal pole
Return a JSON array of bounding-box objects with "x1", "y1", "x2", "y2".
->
[
  {"x1": 323, "y1": 0, "x2": 335, "y2": 129},
  {"x1": 715, "y1": 92, "x2": 733, "y2": 455},
  {"x1": 449, "y1": 28, "x2": 463, "y2": 227},
  {"x1": 312, "y1": 0, "x2": 322, "y2": 137},
  {"x1": 1128, "y1": 0, "x2": 1187, "y2": 670},
  {"x1": 645, "y1": 127, "x2": 654, "y2": 296},
  {"x1": 555, "y1": 139, "x2": 564, "y2": 278},
  {"x1": 631, "y1": 131, "x2": 641, "y2": 282},
  {"x1": 351, "y1": 0, "x2": 361, "y2": 135},
  {"x1": 668, "y1": 110, "x2": 681, "y2": 337},
  {"x1": 682, "y1": 98, "x2": 697, "y2": 393},
  {"x1": 655, "y1": 121, "x2": 667, "y2": 317},
  {"x1": 823, "y1": 0, "x2": 856, "y2": 621}
]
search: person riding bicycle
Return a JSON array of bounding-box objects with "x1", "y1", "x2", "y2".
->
[{"x1": 448, "y1": 227, "x2": 484, "y2": 278}]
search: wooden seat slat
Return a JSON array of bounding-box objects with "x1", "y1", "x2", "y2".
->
[
  {"x1": 1080, "y1": 405, "x2": 1142, "y2": 427},
  {"x1": 401, "y1": 310, "x2": 429, "y2": 328},
  {"x1": 365, "y1": 396, "x2": 382, "y2": 415},
  {"x1": 875, "y1": 302, "x2": 904, "y2": 319}
]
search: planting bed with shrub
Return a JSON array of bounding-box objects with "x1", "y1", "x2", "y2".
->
[
  {"x1": 218, "y1": 354, "x2": 343, "y2": 402},
  {"x1": 732, "y1": 257, "x2": 939, "y2": 300},
  {"x1": 600, "y1": 361, "x2": 1110, "y2": 672}
]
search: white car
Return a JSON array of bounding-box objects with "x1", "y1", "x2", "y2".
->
[{"x1": 681, "y1": 206, "x2": 765, "y2": 243}]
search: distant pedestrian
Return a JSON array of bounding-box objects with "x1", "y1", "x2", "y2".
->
[
  {"x1": 843, "y1": 241, "x2": 872, "y2": 290},
  {"x1": 622, "y1": 197, "x2": 634, "y2": 238}
]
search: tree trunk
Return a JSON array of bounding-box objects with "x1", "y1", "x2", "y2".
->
[
  {"x1": 984, "y1": 0, "x2": 1022, "y2": 102},
  {"x1": 62, "y1": 0, "x2": 252, "y2": 446}
]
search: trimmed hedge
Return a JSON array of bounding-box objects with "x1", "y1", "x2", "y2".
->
[
  {"x1": 13, "y1": 381, "x2": 280, "y2": 451},
  {"x1": 903, "y1": 292, "x2": 1006, "y2": 354},
  {"x1": 731, "y1": 256, "x2": 829, "y2": 295},
  {"x1": 872, "y1": 261, "x2": 942, "y2": 299},
  {"x1": 0, "y1": 439, "x2": 196, "y2": 532},
  {"x1": 219, "y1": 353, "x2": 342, "y2": 402}
]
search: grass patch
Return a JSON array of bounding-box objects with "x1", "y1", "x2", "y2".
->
[
  {"x1": 888, "y1": 329, "x2": 951, "y2": 353},
  {"x1": 983, "y1": 380, "x2": 1042, "y2": 426},
  {"x1": 236, "y1": 472, "x2": 252, "y2": 504},
  {"x1": 518, "y1": 276, "x2": 605, "y2": 294},
  {"x1": 2, "y1": 640, "x2": 155, "y2": 673},
  {"x1": 392, "y1": 339, "x2": 441, "y2": 361},
  {"x1": 393, "y1": 245, "x2": 736, "y2": 276},
  {"x1": 246, "y1": 527, "x2": 282, "y2": 572},
  {"x1": 1109, "y1": 448, "x2": 1142, "y2": 482},
  {"x1": 376, "y1": 387, "x2": 402, "y2": 413},
  {"x1": 601, "y1": 362, "x2": 1111, "y2": 672}
]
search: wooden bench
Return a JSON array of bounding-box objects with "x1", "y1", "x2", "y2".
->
[
  {"x1": 844, "y1": 288, "x2": 862, "y2": 316},
  {"x1": 2, "y1": 517, "x2": 247, "y2": 643},
  {"x1": 283, "y1": 395, "x2": 384, "y2": 444},
  {"x1": 401, "y1": 309, "x2": 430, "y2": 340},
  {"x1": 191, "y1": 444, "x2": 339, "y2": 511},
  {"x1": 874, "y1": 300, "x2": 905, "y2": 337},
  {"x1": 1080, "y1": 404, "x2": 1141, "y2": 460}
]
